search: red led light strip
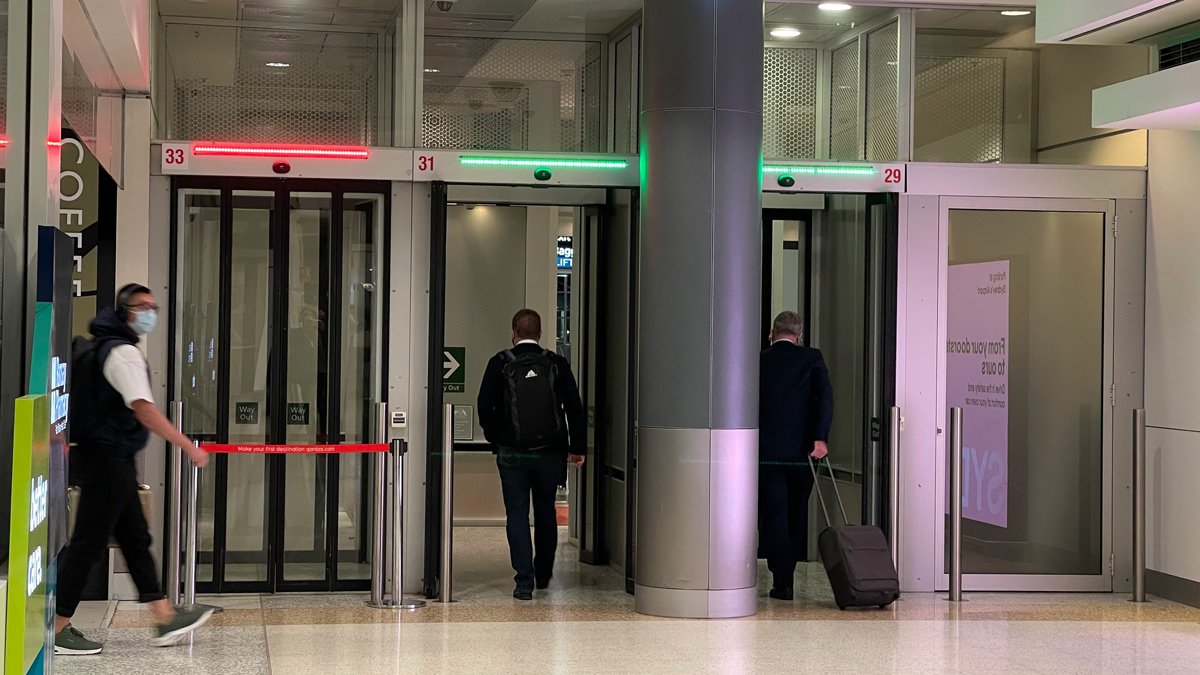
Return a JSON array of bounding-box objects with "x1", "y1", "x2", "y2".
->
[
  {"x1": 201, "y1": 443, "x2": 387, "y2": 454},
  {"x1": 192, "y1": 143, "x2": 371, "y2": 160}
]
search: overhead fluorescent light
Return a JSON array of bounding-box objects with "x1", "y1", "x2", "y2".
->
[
  {"x1": 424, "y1": 68, "x2": 440, "y2": 73},
  {"x1": 266, "y1": 62, "x2": 290, "y2": 68},
  {"x1": 770, "y1": 27, "x2": 802, "y2": 38},
  {"x1": 818, "y1": 3, "x2": 852, "y2": 11},
  {"x1": 1000, "y1": 10, "x2": 1032, "y2": 16}
]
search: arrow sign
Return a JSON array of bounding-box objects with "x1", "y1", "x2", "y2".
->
[{"x1": 443, "y1": 347, "x2": 466, "y2": 393}]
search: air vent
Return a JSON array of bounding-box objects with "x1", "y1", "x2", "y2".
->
[{"x1": 1159, "y1": 36, "x2": 1200, "y2": 70}]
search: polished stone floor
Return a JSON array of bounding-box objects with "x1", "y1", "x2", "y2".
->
[{"x1": 56, "y1": 527, "x2": 1200, "y2": 674}]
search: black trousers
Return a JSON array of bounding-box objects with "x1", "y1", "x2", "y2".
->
[
  {"x1": 57, "y1": 453, "x2": 164, "y2": 618},
  {"x1": 496, "y1": 450, "x2": 565, "y2": 590},
  {"x1": 759, "y1": 462, "x2": 816, "y2": 589}
]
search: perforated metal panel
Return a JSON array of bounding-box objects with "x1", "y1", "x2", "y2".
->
[
  {"x1": 171, "y1": 29, "x2": 380, "y2": 145},
  {"x1": 423, "y1": 38, "x2": 602, "y2": 152},
  {"x1": 829, "y1": 42, "x2": 861, "y2": 161},
  {"x1": 865, "y1": 24, "x2": 899, "y2": 162},
  {"x1": 62, "y1": 43, "x2": 98, "y2": 144},
  {"x1": 914, "y1": 56, "x2": 1004, "y2": 163},
  {"x1": 763, "y1": 47, "x2": 818, "y2": 159},
  {"x1": 423, "y1": 85, "x2": 529, "y2": 150}
]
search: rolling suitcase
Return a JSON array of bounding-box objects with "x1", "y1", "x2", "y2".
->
[{"x1": 810, "y1": 456, "x2": 900, "y2": 610}]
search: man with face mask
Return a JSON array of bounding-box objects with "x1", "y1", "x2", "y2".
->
[{"x1": 54, "y1": 284, "x2": 213, "y2": 655}]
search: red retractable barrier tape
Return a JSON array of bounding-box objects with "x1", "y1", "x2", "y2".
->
[{"x1": 201, "y1": 443, "x2": 388, "y2": 454}]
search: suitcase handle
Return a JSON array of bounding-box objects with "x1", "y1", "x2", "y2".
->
[{"x1": 808, "y1": 454, "x2": 849, "y2": 527}]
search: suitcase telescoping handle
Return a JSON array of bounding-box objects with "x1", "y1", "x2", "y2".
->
[{"x1": 809, "y1": 454, "x2": 849, "y2": 528}]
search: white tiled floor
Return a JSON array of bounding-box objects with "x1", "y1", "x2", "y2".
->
[{"x1": 53, "y1": 527, "x2": 1200, "y2": 674}]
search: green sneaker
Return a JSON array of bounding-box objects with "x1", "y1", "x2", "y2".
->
[
  {"x1": 54, "y1": 625, "x2": 103, "y2": 655},
  {"x1": 152, "y1": 606, "x2": 214, "y2": 647}
]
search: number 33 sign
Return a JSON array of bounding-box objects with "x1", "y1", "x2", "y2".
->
[{"x1": 160, "y1": 143, "x2": 190, "y2": 172}]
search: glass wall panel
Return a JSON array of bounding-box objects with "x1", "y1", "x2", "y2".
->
[
  {"x1": 763, "y1": 47, "x2": 818, "y2": 159},
  {"x1": 162, "y1": 26, "x2": 381, "y2": 145},
  {"x1": 865, "y1": 23, "x2": 899, "y2": 162},
  {"x1": 829, "y1": 41, "x2": 861, "y2": 161},
  {"x1": 914, "y1": 10, "x2": 1036, "y2": 164},
  {"x1": 613, "y1": 33, "x2": 637, "y2": 155},
  {"x1": 423, "y1": 37, "x2": 603, "y2": 152},
  {"x1": 945, "y1": 209, "x2": 1105, "y2": 576}
]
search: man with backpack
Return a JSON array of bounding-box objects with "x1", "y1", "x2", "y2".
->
[
  {"x1": 477, "y1": 309, "x2": 586, "y2": 600},
  {"x1": 54, "y1": 284, "x2": 213, "y2": 655}
]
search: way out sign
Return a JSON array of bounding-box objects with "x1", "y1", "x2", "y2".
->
[{"x1": 443, "y1": 347, "x2": 465, "y2": 393}]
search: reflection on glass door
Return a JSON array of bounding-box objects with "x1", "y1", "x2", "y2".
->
[
  {"x1": 173, "y1": 180, "x2": 387, "y2": 592},
  {"x1": 941, "y1": 202, "x2": 1111, "y2": 591}
]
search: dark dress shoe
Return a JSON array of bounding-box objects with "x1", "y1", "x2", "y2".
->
[
  {"x1": 513, "y1": 588, "x2": 534, "y2": 601},
  {"x1": 769, "y1": 587, "x2": 794, "y2": 601},
  {"x1": 535, "y1": 577, "x2": 551, "y2": 590}
]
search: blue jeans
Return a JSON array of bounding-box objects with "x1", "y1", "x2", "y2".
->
[{"x1": 496, "y1": 450, "x2": 565, "y2": 590}]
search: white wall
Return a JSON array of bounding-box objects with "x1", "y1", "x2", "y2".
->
[{"x1": 1144, "y1": 130, "x2": 1200, "y2": 587}]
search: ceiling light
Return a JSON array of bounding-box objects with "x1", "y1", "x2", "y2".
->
[
  {"x1": 770, "y1": 27, "x2": 802, "y2": 38},
  {"x1": 424, "y1": 68, "x2": 440, "y2": 73},
  {"x1": 266, "y1": 62, "x2": 290, "y2": 68},
  {"x1": 818, "y1": 3, "x2": 852, "y2": 11},
  {"x1": 1000, "y1": 10, "x2": 1032, "y2": 16}
]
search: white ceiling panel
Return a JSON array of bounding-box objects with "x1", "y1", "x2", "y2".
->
[
  {"x1": 511, "y1": 0, "x2": 640, "y2": 34},
  {"x1": 158, "y1": 0, "x2": 239, "y2": 19},
  {"x1": 165, "y1": 23, "x2": 238, "y2": 84}
]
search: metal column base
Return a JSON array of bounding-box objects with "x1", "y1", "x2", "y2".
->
[
  {"x1": 365, "y1": 597, "x2": 427, "y2": 610},
  {"x1": 177, "y1": 603, "x2": 225, "y2": 614},
  {"x1": 633, "y1": 585, "x2": 757, "y2": 619}
]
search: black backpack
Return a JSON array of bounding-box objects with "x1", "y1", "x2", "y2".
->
[
  {"x1": 500, "y1": 349, "x2": 567, "y2": 450},
  {"x1": 69, "y1": 335, "x2": 115, "y2": 445}
]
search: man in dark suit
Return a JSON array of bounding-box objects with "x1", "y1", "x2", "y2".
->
[
  {"x1": 478, "y1": 309, "x2": 586, "y2": 600},
  {"x1": 759, "y1": 310, "x2": 834, "y2": 600}
]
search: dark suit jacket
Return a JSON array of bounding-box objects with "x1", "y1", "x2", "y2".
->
[
  {"x1": 477, "y1": 342, "x2": 587, "y2": 457},
  {"x1": 759, "y1": 341, "x2": 834, "y2": 462}
]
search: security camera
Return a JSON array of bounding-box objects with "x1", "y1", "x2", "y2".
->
[{"x1": 436, "y1": 0, "x2": 456, "y2": 11}]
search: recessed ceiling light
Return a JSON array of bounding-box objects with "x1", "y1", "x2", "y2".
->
[
  {"x1": 1000, "y1": 10, "x2": 1032, "y2": 16},
  {"x1": 424, "y1": 68, "x2": 440, "y2": 73},
  {"x1": 818, "y1": 3, "x2": 852, "y2": 11},
  {"x1": 266, "y1": 62, "x2": 290, "y2": 68},
  {"x1": 770, "y1": 27, "x2": 802, "y2": 38}
]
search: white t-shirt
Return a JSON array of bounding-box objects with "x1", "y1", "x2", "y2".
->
[{"x1": 102, "y1": 344, "x2": 154, "y2": 407}]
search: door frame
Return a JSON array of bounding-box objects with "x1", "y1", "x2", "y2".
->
[
  {"x1": 168, "y1": 176, "x2": 391, "y2": 593},
  {"x1": 421, "y1": 183, "x2": 638, "y2": 597},
  {"x1": 934, "y1": 196, "x2": 1116, "y2": 593}
]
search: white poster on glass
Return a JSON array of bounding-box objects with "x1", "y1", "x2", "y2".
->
[{"x1": 947, "y1": 261, "x2": 1010, "y2": 528}]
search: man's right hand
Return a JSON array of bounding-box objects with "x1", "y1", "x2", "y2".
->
[
  {"x1": 810, "y1": 440, "x2": 829, "y2": 459},
  {"x1": 187, "y1": 443, "x2": 209, "y2": 469}
]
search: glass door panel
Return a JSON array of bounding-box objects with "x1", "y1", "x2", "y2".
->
[
  {"x1": 281, "y1": 192, "x2": 333, "y2": 582},
  {"x1": 336, "y1": 194, "x2": 383, "y2": 580},
  {"x1": 177, "y1": 188, "x2": 221, "y2": 584},
  {"x1": 225, "y1": 190, "x2": 275, "y2": 584},
  {"x1": 942, "y1": 205, "x2": 1109, "y2": 589},
  {"x1": 174, "y1": 181, "x2": 386, "y2": 592}
]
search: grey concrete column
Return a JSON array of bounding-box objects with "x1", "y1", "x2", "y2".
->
[{"x1": 635, "y1": 0, "x2": 763, "y2": 619}]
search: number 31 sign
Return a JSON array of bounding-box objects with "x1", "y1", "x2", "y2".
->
[{"x1": 160, "y1": 143, "x2": 190, "y2": 172}]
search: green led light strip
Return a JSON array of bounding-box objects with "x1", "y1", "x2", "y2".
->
[
  {"x1": 460, "y1": 156, "x2": 628, "y2": 169},
  {"x1": 763, "y1": 165, "x2": 877, "y2": 176}
]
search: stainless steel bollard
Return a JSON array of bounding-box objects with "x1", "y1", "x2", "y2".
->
[
  {"x1": 889, "y1": 406, "x2": 901, "y2": 573},
  {"x1": 948, "y1": 407, "x2": 963, "y2": 602},
  {"x1": 390, "y1": 438, "x2": 425, "y2": 609},
  {"x1": 368, "y1": 402, "x2": 388, "y2": 607},
  {"x1": 167, "y1": 402, "x2": 185, "y2": 606},
  {"x1": 184, "y1": 463, "x2": 200, "y2": 608},
  {"x1": 1133, "y1": 408, "x2": 1147, "y2": 603},
  {"x1": 440, "y1": 403, "x2": 455, "y2": 603}
]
